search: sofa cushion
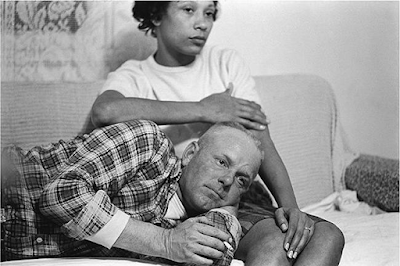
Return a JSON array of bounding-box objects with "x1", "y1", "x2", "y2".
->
[
  {"x1": 2, "y1": 75, "x2": 358, "y2": 208},
  {"x1": 1, "y1": 81, "x2": 103, "y2": 149},
  {"x1": 345, "y1": 154, "x2": 399, "y2": 212},
  {"x1": 254, "y1": 75, "x2": 358, "y2": 208}
]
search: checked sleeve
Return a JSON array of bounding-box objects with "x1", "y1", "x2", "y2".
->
[{"x1": 39, "y1": 120, "x2": 175, "y2": 240}]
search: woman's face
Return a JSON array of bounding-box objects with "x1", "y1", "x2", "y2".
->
[{"x1": 154, "y1": 1, "x2": 216, "y2": 66}]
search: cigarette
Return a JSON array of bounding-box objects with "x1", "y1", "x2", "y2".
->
[{"x1": 223, "y1": 241, "x2": 234, "y2": 252}]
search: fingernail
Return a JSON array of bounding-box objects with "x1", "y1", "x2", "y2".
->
[
  {"x1": 293, "y1": 251, "x2": 298, "y2": 259},
  {"x1": 259, "y1": 125, "x2": 266, "y2": 130},
  {"x1": 284, "y1": 243, "x2": 289, "y2": 251},
  {"x1": 228, "y1": 237, "x2": 233, "y2": 243},
  {"x1": 288, "y1": 250, "x2": 293, "y2": 259},
  {"x1": 281, "y1": 223, "x2": 288, "y2": 231}
]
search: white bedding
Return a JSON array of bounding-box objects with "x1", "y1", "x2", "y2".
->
[
  {"x1": 1, "y1": 257, "x2": 245, "y2": 266},
  {"x1": 3, "y1": 191, "x2": 398, "y2": 266},
  {"x1": 302, "y1": 191, "x2": 399, "y2": 266}
]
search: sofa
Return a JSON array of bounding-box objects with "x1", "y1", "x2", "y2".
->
[{"x1": 1, "y1": 74, "x2": 399, "y2": 265}]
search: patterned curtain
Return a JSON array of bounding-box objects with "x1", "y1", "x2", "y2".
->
[{"x1": 1, "y1": 1, "x2": 156, "y2": 83}]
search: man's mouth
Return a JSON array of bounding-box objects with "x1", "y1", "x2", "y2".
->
[{"x1": 205, "y1": 185, "x2": 223, "y2": 200}]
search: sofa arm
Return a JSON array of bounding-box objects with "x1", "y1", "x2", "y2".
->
[{"x1": 344, "y1": 154, "x2": 399, "y2": 212}]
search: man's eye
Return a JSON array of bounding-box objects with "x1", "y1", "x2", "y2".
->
[
  {"x1": 184, "y1": 7, "x2": 194, "y2": 13},
  {"x1": 237, "y1": 177, "x2": 248, "y2": 188},
  {"x1": 217, "y1": 159, "x2": 227, "y2": 167}
]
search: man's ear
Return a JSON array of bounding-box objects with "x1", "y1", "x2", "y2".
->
[{"x1": 182, "y1": 141, "x2": 199, "y2": 166}]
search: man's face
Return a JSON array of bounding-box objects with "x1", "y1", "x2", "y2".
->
[{"x1": 179, "y1": 127, "x2": 262, "y2": 216}]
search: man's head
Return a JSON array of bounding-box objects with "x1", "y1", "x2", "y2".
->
[{"x1": 178, "y1": 122, "x2": 264, "y2": 216}]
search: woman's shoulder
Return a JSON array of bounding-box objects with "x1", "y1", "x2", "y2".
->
[
  {"x1": 203, "y1": 45, "x2": 240, "y2": 57},
  {"x1": 115, "y1": 59, "x2": 145, "y2": 73},
  {"x1": 202, "y1": 45, "x2": 244, "y2": 64}
]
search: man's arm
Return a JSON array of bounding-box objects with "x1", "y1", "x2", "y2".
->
[
  {"x1": 113, "y1": 216, "x2": 231, "y2": 265},
  {"x1": 91, "y1": 89, "x2": 267, "y2": 130},
  {"x1": 39, "y1": 120, "x2": 171, "y2": 239}
]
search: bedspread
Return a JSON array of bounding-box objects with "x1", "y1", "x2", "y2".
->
[{"x1": 302, "y1": 191, "x2": 399, "y2": 266}]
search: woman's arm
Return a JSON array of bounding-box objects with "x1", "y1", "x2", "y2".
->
[
  {"x1": 252, "y1": 127, "x2": 316, "y2": 258},
  {"x1": 91, "y1": 90, "x2": 204, "y2": 128},
  {"x1": 91, "y1": 89, "x2": 268, "y2": 130},
  {"x1": 251, "y1": 128, "x2": 298, "y2": 208}
]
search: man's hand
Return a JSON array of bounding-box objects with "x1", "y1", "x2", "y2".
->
[
  {"x1": 275, "y1": 207, "x2": 315, "y2": 260},
  {"x1": 199, "y1": 83, "x2": 269, "y2": 131},
  {"x1": 163, "y1": 216, "x2": 232, "y2": 265}
]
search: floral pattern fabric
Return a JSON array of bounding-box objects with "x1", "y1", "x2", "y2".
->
[{"x1": 1, "y1": 1, "x2": 156, "y2": 82}]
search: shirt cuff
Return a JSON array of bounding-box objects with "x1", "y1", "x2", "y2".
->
[{"x1": 85, "y1": 209, "x2": 130, "y2": 249}]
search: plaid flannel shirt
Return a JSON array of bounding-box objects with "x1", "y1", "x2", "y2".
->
[{"x1": 2, "y1": 120, "x2": 182, "y2": 260}]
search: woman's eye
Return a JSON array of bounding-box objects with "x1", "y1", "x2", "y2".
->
[
  {"x1": 184, "y1": 7, "x2": 194, "y2": 13},
  {"x1": 205, "y1": 11, "x2": 215, "y2": 18}
]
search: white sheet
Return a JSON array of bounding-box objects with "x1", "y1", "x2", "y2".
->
[
  {"x1": 1, "y1": 257, "x2": 245, "y2": 266},
  {"x1": 302, "y1": 191, "x2": 399, "y2": 266}
]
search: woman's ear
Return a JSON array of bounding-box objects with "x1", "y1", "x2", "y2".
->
[
  {"x1": 182, "y1": 141, "x2": 199, "y2": 166},
  {"x1": 151, "y1": 19, "x2": 161, "y2": 27}
]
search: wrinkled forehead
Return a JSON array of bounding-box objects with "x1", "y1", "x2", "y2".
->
[{"x1": 202, "y1": 126, "x2": 263, "y2": 171}]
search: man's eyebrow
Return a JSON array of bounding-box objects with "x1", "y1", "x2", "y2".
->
[{"x1": 222, "y1": 153, "x2": 252, "y2": 179}]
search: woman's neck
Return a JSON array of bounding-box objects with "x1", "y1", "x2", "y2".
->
[{"x1": 154, "y1": 50, "x2": 196, "y2": 67}]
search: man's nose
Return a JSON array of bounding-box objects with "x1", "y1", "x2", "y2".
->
[{"x1": 218, "y1": 172, "x2": 235, "y2": 187}]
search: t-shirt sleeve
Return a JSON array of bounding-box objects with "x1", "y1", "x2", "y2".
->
[
  {"x1": 99, "y1": 60, "x2": 150, "y2": 98},
  {"x1": 223, "y1": 49, "x2": 262, "y2": 106}
]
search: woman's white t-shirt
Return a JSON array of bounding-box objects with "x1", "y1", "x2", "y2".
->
[{"x1": 101, "y1": 45, "x2": 261, "y2": 157}]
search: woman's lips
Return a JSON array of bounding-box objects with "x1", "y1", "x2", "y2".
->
[{"x1": 190, "y1": 36, "x2": 206, "y2": 45}]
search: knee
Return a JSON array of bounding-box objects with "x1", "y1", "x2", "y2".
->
[
  {"x1": 318, "y1": 222, "x2": 345, "y2": 252},
  {"x1": 237, "y1": 222, "x2": 290, "y2": 266}
]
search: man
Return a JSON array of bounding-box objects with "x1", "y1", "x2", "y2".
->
[{"x1": 2, "y1": 120, "x2": 263, "y2": 265}]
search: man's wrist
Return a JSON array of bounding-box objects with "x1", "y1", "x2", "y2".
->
[
  {"x1": 161, "y1": 227, "x2": 172, "y2": 261},
  {"x1": 85, "y1": 209, "x2": 130, "y2": 249}
]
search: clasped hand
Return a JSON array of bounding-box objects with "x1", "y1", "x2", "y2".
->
[
  {"x1": 275, "y1": 207, "x2": 316, "y2": 260},
  {"x1": 199, "y1": 83, "x2": 269, "y2": 130},
  {"x1": 163, "y1": 216, "x2": 231, "y2": 265}
]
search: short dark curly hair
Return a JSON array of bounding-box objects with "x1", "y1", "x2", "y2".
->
[{"x1": 132, "y1": 1, "x2": 219, "y2": 37}]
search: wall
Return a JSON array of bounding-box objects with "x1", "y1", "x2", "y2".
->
[
  {"x1": 208, "y1": 1, "x2": 399, "y2": 159},
  {"x1": 1, "y1": 1, "x2": 398, "y2": 159}
]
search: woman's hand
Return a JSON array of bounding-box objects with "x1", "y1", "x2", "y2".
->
[
  {"x1": 199, "y1": 83, "x2": 269, "y2": 130},
  {"x1": 162, "y1": 216, "x2": 231, "y2": 265},
  {"x1": 275, "y1": 207, "x2": 315, "y2": 260}
]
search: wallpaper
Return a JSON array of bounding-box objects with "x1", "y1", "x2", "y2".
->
[{"x1": 1, "y1": 1, "x2": 157, "y2": 82}]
